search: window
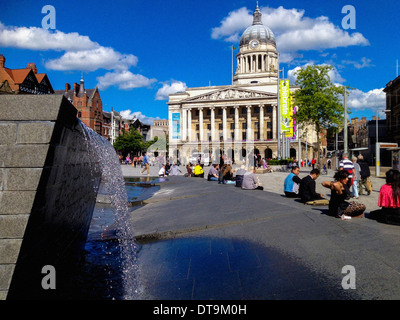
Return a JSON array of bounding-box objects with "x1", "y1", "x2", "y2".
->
[
  {"x1": 254, "y1": 107, "x2": 260, "y2": 114},
  {"x1": 230, "y1": 108, "x2": 235, "y2": 115},
  {"x1": 219, "y1": 123, "x2": 223, "y2": 130},
  {"x1": 267, "y1": 122, "x2": 272, "y2": 129},
  {"x1": 230, "y1": 123, "x2": 235, "y2": 130},
  {"x1": 242, "y1": 123, "x2": 247, "y2": 129},
  {"x1": 242, "y1": 107, "x2": 247, "y2": 114}
]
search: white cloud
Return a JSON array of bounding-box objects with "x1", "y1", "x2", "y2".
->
[
  {"x1": 211, "y1": 7, "x2": 252, "y2": 43},
  {"x1": 155, "y1": 80, "x2": 187, "y2": 100},
  {"x1": 96, "y1": 70, "x2": 156, "y2": 90},
  {"x1": 45, "y1": 47, "x2": 138, "y2": 72},
  {"x1": 0, "y1": 22, "x2": 98, "y2": 51},
  {"x1": 0, "y1": 21, "x2": 154, "y2": 91},
  {"x1": 212, "y1": 6, "x2": 369, "y2": 63},
  {"x1": 119, "y1": 110, "x2": 159, "y2": 125},
  {"x1": 342, "y1": 57, "x2": 374, "y2": 69},
  {"x1": 347, "y1": 88, "x2": 386, "y2": 111}
]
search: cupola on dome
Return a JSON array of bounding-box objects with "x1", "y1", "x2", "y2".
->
[{"x1": 240, "y1": 3, "x2": 276, "y2": 47}]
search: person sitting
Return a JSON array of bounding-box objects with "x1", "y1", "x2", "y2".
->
[
  {"x1": 284, "y1": 166, "x2": 301, "y2": 198},
  {"x1": 158, "y1": 164, "x2": 166, "y2": 177},
  {"x1": 218, "y1": 164, "x2": 227, "y2": 184},
  {"x1": 223, "y1": 164, "x2": 236, "y2": 184},
  {"x1": 235, "y1": 165, "x2": 247, "y2": 187},
  {"x1": 242, "y1": 167, "x2": 263, "y2": 190},
  {"x1": 370, "y1": 169, "x2": 400, "y2": 224},
  {"x1": 322, "y1": 170, "x2": 366, "y2": 219},
  {"x1": 193, "y1": 163, "x2": 204, "y2": 178},
  {"x1": 299, "y1": 169, "x2": 326, "y2": 204},
  {"x1": 185, "y1": 163, "x2": 193, "y2": 177},
  {"x1": 169, "y1": 163, "x2": 182, "y2": 176},
  {"x1": 207, "y1": 164, "x2": 219, "y2": 181}
]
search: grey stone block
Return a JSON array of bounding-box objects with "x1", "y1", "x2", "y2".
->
[
  {"x1": 0, "y1": 95, "x2": 64, "y2": 121},
  {"x1": 0, "y1": 239, "x2": 22, "y2": 264},
  {"x1": 0, "y1": 123, "x2": 17, "y2": 146},
  {"x1": 0, "y1": 265, "x2": 15, "y2": 291},
  {"x1": 16, "y1": 122, "x2": 55, "y2": 144},
  {"x1": 0, "y1": 215, "x2": 30, "y2": 238},
  {"x1": 2, "y1": 168, "x2": 42, "y2": 191},
  {"x1": 0, "y1": 191, "x2": 36, "y2": 214},
  {"x1": 0, "y1": 144, "x2": 49, "y2": 168}
]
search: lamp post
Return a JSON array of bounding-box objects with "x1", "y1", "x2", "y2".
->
[
  {"x1": 277, "y1": 67, "x2": 284, "y2": 159},
  {"x1": 375, "y1": 109, "x2": 391, "y2": 177}
]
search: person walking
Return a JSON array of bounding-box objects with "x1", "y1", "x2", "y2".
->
[
  {"x1": 357, "y1": 154, "x2": 371, "y2": 195},
  {"x1": 141, "y1": 152, "x2": 150, "y2": 175},
  {"x1": 339, "y1": 153, "x2": 355, "y2": 189},
  {"x1": 352, "y1": 156, "x2": 361, "y2": 199}
]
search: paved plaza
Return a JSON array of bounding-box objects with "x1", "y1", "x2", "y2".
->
[{"x1": 121, "y1": 164, "x2": 400, "y2": 300}]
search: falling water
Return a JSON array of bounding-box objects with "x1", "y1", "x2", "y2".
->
[{"x1": 80, "y1": 121, "x2": 138, "y2": 299}]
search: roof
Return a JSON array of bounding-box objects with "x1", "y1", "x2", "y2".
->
[{"x1": 240, "y1": 4, "x2": 276, "y2": 47}]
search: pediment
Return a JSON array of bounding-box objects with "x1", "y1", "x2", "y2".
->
[{"x1": 183, "y1": 88, "x2": 276, "y2": 102}]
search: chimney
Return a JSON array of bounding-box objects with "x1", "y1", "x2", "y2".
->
[
  {"x1": 0, "y1": 54, "x2": 5, "y2": 68},
  {"x1": 65, "y1": 83, "x2": 71, "y2": 92},
  {"x1": 26, "y1": 63, "x2": 37, "y2": 74},
  {"x1": 73, "y1": 82, "x2": 79, "y2": 95}
]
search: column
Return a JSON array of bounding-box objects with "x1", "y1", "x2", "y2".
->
[
  {"x1": 182, "y1": 108, "x2": 187, "y2": 141},
  {"x1": 259, "y1": 104, "x2": 264, "y2": 141},
  {"x1": 199, "y1": 107, "x2": 203, "y2": 142},
  {"x1": 222, "y1": 106, "x2": 227, "y2": 141},
  {"x1": 234, "y1": 105, "x2": 239, "y2": 141},
  {"x1": 272, "y1": 104, "x2": 277, "y2": 139},
  {"x1": 210, "y1": 106, "x2": 215, "y2": 141},
  {"x1": 247, "y1": 105, "x2": 252, "y2": 141},
  {"x1": 187, "y1": 108, "x2": 192, "y2": 142}
]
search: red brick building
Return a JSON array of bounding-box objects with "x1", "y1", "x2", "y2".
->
[
  {"x1": 55, "y1": 77, "x2": 103, "y2": 136},
  {"x1": 0, "y1": 54, "x2": 54, "y2": 95}
]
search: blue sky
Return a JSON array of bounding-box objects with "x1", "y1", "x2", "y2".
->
[{"x1": 1, "y1": 0, "x2": 399, "y2": 124}]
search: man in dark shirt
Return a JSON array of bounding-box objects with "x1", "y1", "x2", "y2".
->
[{"x1": 299, "y1": 169, "x2": 325, "y2": 203}]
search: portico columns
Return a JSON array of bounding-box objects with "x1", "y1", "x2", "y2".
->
[
  {"x1": 187, "y1": 108, "x2": 192, "y2": 142},
  {"x1": 210, "y1": 106, "x2": 215, "y2": 141},
  {"x1": 199, "y1": 107, "x2": 203, "y2": 142},
  {"x1": 272, "y1": 104, "x2": 277, "y2": 139},
  {"x1": 259, "y1": 104, "x2": 264, "y2": 141},
  {"x1": 247, "y1": 105, "x2": 252, "y2": 141},
  {"x1": 182, "y1": 108, "x2": 187, "y2": 141},
  {"x1": 234, "y1": 105, "x2": 239, "y2": 141},
  {"x1": 222, "y1": 106, "x2": 227, "y2": 141}
]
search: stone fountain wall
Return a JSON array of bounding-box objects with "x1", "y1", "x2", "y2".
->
[{"x1": 0, "y1": 95, "x2": 101, "y2": 299}]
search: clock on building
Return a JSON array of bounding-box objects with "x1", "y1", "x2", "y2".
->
[{"x1": 250, "y1": 40, "x2": 259, "y2": 49}]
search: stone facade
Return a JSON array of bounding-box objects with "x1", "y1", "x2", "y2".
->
[{"x1": 0, "y1": 95, "x2": 101, "y2": 299}]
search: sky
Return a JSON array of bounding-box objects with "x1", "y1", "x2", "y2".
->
[{"x1": 1, "y1": 0, "x2": 399, "y2": 124}]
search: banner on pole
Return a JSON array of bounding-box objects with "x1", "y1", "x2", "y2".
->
[
  {"x1": 280, "y1": 80, "x2": 295, "y2": 139},
  {"x1": 172, "y1": 112, "x2": 181, "y2": 139}
]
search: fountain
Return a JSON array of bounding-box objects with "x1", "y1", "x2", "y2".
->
[{"x1": 1, "y1": 95, "x2": 139, "y2": 299}]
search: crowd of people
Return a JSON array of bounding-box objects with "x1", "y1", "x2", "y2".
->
[
  {"x1": 132, "y1": 151, "x2": 400, "y2": 225},
  {"x1": 184, "y1": 162, "x2": 264, "y2": 191}
]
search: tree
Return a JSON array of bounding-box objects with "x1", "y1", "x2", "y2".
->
[
  {"x1": 293, "y1": 64, "x2": 347, "y2": 164},
  {"x1": 113, "y1": 128, "x2": 158, "y2": 157}
]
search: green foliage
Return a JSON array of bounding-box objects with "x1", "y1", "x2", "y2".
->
[
  {"x1": 294, "y1": 64, "x2": 347, "y2": 131},
  {"x1": 113, "y1": 128, "x2": 157, "y2": 156},
  {"x1": 293, "y1": 64, "x2": 350, "y2": 162}
]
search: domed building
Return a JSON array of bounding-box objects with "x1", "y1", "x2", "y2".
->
[{"x1": 167, "y1": 4, "x2": 317, "y2": 165}]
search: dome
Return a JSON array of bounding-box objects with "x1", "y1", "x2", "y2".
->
[{"x1": 239, "y1": 4, "x2": 276, "y2": 47}]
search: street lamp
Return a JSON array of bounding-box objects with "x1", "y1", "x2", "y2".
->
[{"x1": 375, "y1": 109, "x2": 391, "y2": 177}]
